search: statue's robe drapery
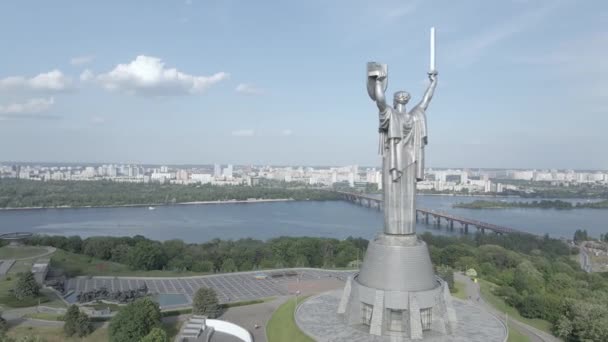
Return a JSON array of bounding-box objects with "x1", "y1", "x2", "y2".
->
[
  {"x1": 378, "y1": 105, "x2": 427, "y2": 235},
  {"x1": 409, "y1": 104, "x2": 428, "y2": 181}
]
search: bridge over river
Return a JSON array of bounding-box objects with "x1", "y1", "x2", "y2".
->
[{"x1": 333, "y1": 191, "x2": 535, "y2": 236}]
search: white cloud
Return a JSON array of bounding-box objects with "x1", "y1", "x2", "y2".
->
[
  {"x1": 96, "y1": 55, "x2": 229, "y2": 95},
  {"x1": 0, "y1": 97, "x2": 54, "y2": 114},
  {"x1": 70, "y1": 55, "x2": 95, "y2": 66},
  {"x1": 185, "y1": 0, "x2": 193, "y2": 5},
  {"x1": 235, "y1": 83, "x2": 265, "y2": 95},
  {"x1": 80, "y1": 69, "x2": 94, "y2": 82},
  {"x1": 281, "y1": 129, "x2": 293, "y2": 136},
  {"x1": 231, "y1": 129, "x2": 255, "y2": 137},
  {"x1": 0, "y1": 70, "x2": 71, "y2": 92}
]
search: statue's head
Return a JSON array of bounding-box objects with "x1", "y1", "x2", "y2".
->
[{"x1": 393, "y1": 91, "x2": 410, "y2": 106}]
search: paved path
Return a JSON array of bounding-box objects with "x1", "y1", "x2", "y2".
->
[
  {"x1": 579, "y1": 244, "x2": 592, "y2": 273},
  {"x1": 220, "y1": 296, "x2": 288, "y2": 342},
  {"x1": 0, "y1": 259, "x2": 15, "y2": 276},
  {"x1": 455, "y1": 273, "x2": 561, "y2": 342},
  {"x1": 65, "y1": 268, "x2": 354, "y2": 307},
  {"x1": 15, "y1": 246, "x2": 56, "y2": 261}
]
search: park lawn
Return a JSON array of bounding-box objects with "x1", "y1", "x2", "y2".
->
[
  {"x1": 0, "y1": 246, "x2": 48, "y2": 259},
  {"x1": 452, "y1": 281, "x2": 467, "y2": 300},
  {"x1": 7, "y1": 259, "x2": 34, "y2": 274},
  {"x1": 508, "y1": 322, "x2": 531, "y2": 342},
  {"x1": 479, "y1": 279, "x2": 552, "y2": 334},
  {"x1": 84, "y1": 301, "x2": 123, "y2": 312},
  {"x1": 266, "y1": 297, "x2": 314, "y2": 342},
  {"x1": 51, "y1": 249, "x2": 203, "y2": 277},
  {"x1": 0, "y1": 276, "x2": 50, "y2": 308},
  {"x1": 7, "y1": 325, "x2": 109, "y2": 342},
  {"x1": 24, "y1": 312, "x2": 64, "y2": 321}
]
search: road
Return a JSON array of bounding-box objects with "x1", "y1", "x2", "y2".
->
[
  {"x1": 455, "y1": 273, "x2": 560, "y2": 342},
  {"x1": 579, "y1": 244, "x2": 592, "y2": 273}
]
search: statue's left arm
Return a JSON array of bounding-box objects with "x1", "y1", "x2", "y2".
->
[{"x1": 416, "y1": 71, "x2": 438, "y2": 111}]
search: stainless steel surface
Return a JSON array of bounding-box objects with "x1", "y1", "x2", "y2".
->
[
  {"x1": 337, "y1": 30, "x2": 456, "y2": 339},
  {"x1": 357, "y1": 234, "x2": 436, "y2": 292},
  {"x1": 367, "y1": 61, "x2": 438, "y2": 235}
]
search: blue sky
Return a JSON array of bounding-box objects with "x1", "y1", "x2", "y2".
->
[{"x1": 0, "y1": 0, "x2": 606, "y2": 169}]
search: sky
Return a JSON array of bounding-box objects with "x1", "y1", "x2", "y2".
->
[{"x1": 0, "y1": 0, "x2": 606, "y2": 170}]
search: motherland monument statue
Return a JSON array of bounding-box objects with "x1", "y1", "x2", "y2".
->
[{"x1": 336, "y1": 27, "x2": 458, "y2": 340}]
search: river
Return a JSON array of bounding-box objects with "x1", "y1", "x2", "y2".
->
[{"x1": 0, "y1": 195, "x2": 605, "y2": 242}]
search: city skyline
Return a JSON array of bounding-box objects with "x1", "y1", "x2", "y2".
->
[
  {"x1": 2, "y1": 159, "x2": 608, "y2": 173},
  {"x1": 1, "y1": 1, "x2": 607, "y2": 169}
]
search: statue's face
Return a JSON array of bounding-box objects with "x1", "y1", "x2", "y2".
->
[{"x1": 394, "y1": 91, "x2": 410, "y2": 105}]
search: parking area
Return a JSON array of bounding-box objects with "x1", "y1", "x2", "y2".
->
[{"x1": 64, "y1": 269, "x2": 354, "y2": 305}]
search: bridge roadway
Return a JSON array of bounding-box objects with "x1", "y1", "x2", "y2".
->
[{"x1": 334, "y1": 191, "x2": 535, "y2": 236}]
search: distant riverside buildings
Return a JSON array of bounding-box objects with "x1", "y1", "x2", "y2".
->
[{"x1": 0, "y1": 162, "x2": 607, "y2": 193}]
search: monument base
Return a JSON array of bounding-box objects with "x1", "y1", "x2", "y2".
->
[
  {"x1": 336, "y1": 234, "x2": 456, "y2": 339},
  {"x1": 297, "y1": 289, "x2": 507, "y2": 342}
]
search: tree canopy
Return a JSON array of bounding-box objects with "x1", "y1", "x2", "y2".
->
[
  {"x1": 12, "y1": 272, "x2": 39, "y2": 300},
  {"x1": 109, "y1": 297, "x2": 161, "y2": 342},
  {"x1": 193, "y1": 287, "x2": 220, "y2": 318}
]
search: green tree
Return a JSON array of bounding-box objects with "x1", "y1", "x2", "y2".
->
[
  {"x1": 127, "y1": 243, "x2": 168, "y2": 271},
  {"x1": 109, "y1": 297, "x2": 161, "y2": 342},
  {"x1": 436, "y1": 265, "x2": 454, "y2": 290},
  {"x1": 63, "y1": 305, "x2": 80, "y2": 336},
  {"x1": 140, "y1": 327, "x2": 168, "y2": 342},
  {"x1": 573, "y1": 229, "x2": 588, "y2": 243},
  {"x1": 64, "y1": 305, "x2": 92, "y2": 337},
  {"x1": 77, "y1": 314, "x2": 92, "y2": 337},
  {"x1": 12, "y1": 272, "x2": 39, "y2": 300},
  {"x1": 221, "y1": 258, "x2": 237, "y2": 273},
  {"x1": 192, "y1": 287, "x2": 220, "y2": 318},
  {"x1": 512, "y1": 261, "x2": 544, "y2": 294},
  {"x1": 192, "y1": 260, "x2": 214, "y2": 273}
]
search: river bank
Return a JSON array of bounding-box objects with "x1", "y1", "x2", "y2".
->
[
  {"x1": 454, "y1": 199, "x2": 608, "y2": 210},
  {"x1": 0, "y1": 198, "x2": 295, "y2": 212}
]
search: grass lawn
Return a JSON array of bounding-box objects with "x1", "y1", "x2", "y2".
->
[
  {"x1": 266, "y1": 297, "x2": 313, "y2": 342},
  {"x1": 8, "y1": 259, "x2": 34, "y2": 274},
  {"x1": 84, "y1": 301, "x2": 123, "y2": 312},
  {"x1": 7, "y1": 322, "x2": 177, "y2": 341},
  {"x1": 0, "y1": 276, "x2": 50, "y2": 308},
  {"x1": 508, "y1": 322, "x2": 531, "y2": 342},
  {"x1": 51, "y1": 249, "x2": 203, "y2": 277},
  {"x1": 478, "y1": 279, "x2": 552, "y2": 334},
  {"x1": 7, "y1": 325, "x2": 109, "y2": 342},
  {"x1": 24, "y1": 312, "x2": 64, "y2": 321},
  {"x1": 0, "y1": 246, "x2": 49, "y2": 259},
  {"x1": 0, "y1": 271, "x2": 65, "y2": 309},
  {"x1": 452, "y1": 281, "x2": 467, "y2": 300}
]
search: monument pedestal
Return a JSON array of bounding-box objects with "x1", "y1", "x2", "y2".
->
[{"x1": 338, "y1": 234, "x2": 456, "y2": 340}]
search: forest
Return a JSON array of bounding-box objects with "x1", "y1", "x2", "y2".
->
[
  {"x1": 454, "y1": 199, "x2": 608, "y2": 209},
  {"x1": 0, "y1": 179, "x2": 339, "y2": 208},
  {"x1": 19, "y1": 231, "x2": 608, "y2": 341}
]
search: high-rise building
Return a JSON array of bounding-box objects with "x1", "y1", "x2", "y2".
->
[
  {"x1": 213, "y1": 164, "x2": 221, "y2": 178},
  {"x1": 223, "y1": 164, "x2": 233, "y2": 179}
]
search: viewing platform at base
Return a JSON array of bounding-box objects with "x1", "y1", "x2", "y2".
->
[{"x1": 296, "y1": 289, "x2": 507, "y2": 342}]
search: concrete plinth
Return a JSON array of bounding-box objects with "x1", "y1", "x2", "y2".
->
[
  {"x1": 296, "y1": 290, "x2": 507, "y2": 342},
  {"x1": 338, "y1": 234, "x2": 456, "y2": 339}
]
